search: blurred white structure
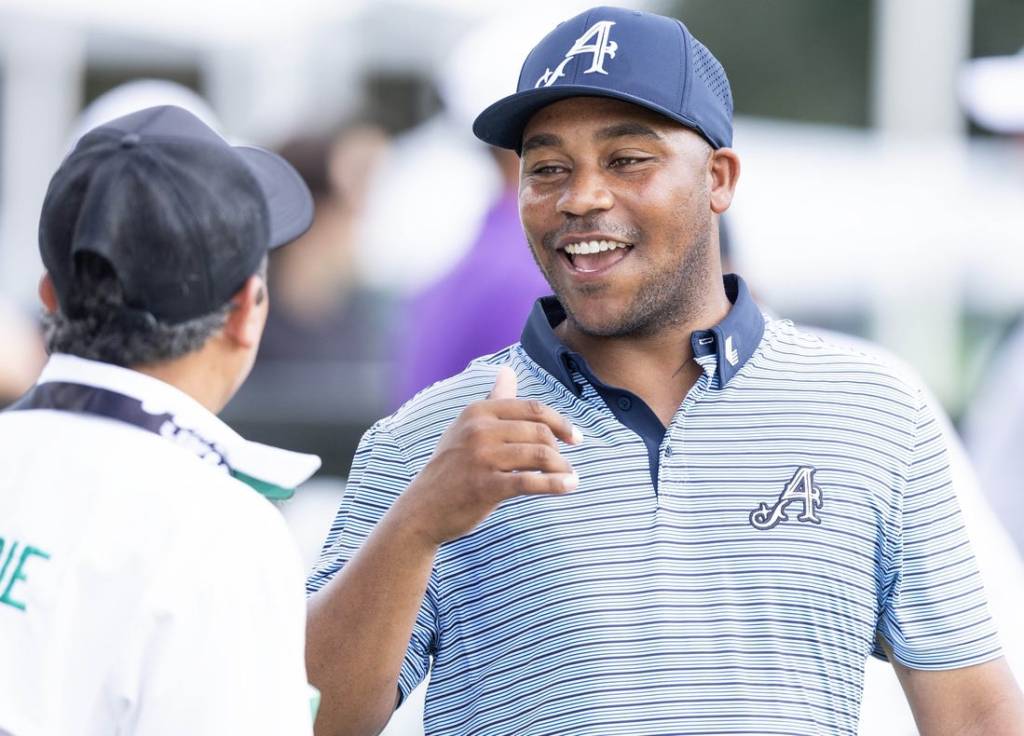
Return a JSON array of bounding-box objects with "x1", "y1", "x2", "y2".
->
[
  {"x1": 67, "y1": 78, "x2": 222, "y2": 146},
  {"x1": 959, "y1": 47, "x2": 1024, "y2": 134},
  {"x1": 872, "y1": 0, "x2": 972, "y2": 137},
  {"x1": 730, "y1": 118, "x2": 1024, "y2": 408}
]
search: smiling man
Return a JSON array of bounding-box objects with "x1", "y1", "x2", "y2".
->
[{"x1": 305, "y1": 7, "x2": 1024, "y2": 735}]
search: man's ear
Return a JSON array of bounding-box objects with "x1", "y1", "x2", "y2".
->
[
  {"x1": 708, "y1": 148, "x2": 741, "y2": 214},
  {"x1": 38, "y1": 273, "x2": 59, "y2": 314},
  {"x1": 222, "y1": 274, "x2": 267, "y2": 349}
]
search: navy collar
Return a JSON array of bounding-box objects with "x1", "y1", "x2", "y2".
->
[{"x1": 520, "y1": 274, "x2": 765, "y2": 393}]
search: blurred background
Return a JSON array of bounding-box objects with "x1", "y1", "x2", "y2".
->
[{"x1": 1, "y1": 0, "x2": 1023, "y2": 733}]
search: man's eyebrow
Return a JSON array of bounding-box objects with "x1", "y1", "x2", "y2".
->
[
  {"x1": 521, "y1": 133, "x2": 562, "y2": 153},
  {"x1": 595, "y1": 122, "x2": 662, "y2": 141}
]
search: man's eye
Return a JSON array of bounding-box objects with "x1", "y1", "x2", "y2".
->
[
  {"x1": 609, "y1": 156, "x2": 647, "y2": 168},
  {"x1": 531, "y1": 165, "x2": 567, "y2": 176}
]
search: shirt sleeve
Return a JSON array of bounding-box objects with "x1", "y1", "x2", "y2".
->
[
  {"x1": 306, "y1": 420, "x2": 438, "y2": 704},
  {"x1": 125, "y1": 497, "x2": 315, "y2": 735},
  {"x1": 874, "y1": 392, "x2": 1002, "y2": 669}
]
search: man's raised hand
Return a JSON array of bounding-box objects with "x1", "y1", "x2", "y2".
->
[{"x1": 399, "y1": 366, "x2": 582, "y2": 548}]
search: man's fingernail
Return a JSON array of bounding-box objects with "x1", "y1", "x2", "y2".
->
[
  {"x1": 571, "y1": 426, "x2": 584, "y2": 445},
  {"x1": 563, "y1": 472, "x2": 579, "y2": 491}
]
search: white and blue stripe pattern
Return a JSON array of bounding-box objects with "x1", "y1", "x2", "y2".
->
[{"x1": 308, "y1": 278, "x2": 999, "y2": 735}]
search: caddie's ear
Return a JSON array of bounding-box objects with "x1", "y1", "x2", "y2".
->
[
  {"x1": 38, "y1": 273, "x2": 59, "y2": 314},
  {"x1": 222, "y1": 274, "x2": 268, "y2": 350},
  {"x1": 708, "y1": 148, "x2": 741, "y2": 215}
]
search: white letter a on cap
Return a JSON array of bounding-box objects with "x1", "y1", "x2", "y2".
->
[{"x1": 536, "y1": 20, "x2": 618, "y2": 88}]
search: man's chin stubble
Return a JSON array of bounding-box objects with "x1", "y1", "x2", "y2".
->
[
  {"x1": 559, "y1": 287, "x2": 678, "y2": 340},
  {"x1": 557, "y1": 255, "x2": 713, "y2": 341}
]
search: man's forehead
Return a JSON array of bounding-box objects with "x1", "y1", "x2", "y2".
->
[{"x1": 521, "y1": 96, "x2": 694, "y2": 150}]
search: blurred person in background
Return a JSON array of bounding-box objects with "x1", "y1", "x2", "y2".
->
[
  {"x1": 68, "y1": 78, "x2": 222, "y2": 149},
  {"x1": 306, "y1": 8, "x2": 1024, "y2": 734},
  {"x1": 0, "y1": 105, "x2": 319, "y2": 734},
  {"x1": 357, "y1": 50, "x2": 503, "y2": 298},
  {"x1": 394, "y1": 131, "x2": 550, "y2": 403},
  {"x1": 959, "y1": 47, "x2": 1024, "y2": 560},
  {"x1": 255, "y1": 125, "x2": 394, "y2": 368},
  {"x1": 363, "y1": 13, "x2": 567, "y2": 408},
  {"x1": 0, "y1": 300, "x2": 45, "y2": 406},
  {"x1": 225, "y1": 124, "x2": 397, "y2": 478}
]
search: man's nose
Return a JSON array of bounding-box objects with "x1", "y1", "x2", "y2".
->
[{"x1": 556, "y1": 166, "x2": 613, "y2": 217}]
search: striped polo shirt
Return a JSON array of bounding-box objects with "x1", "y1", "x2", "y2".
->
[{"x1": 308, "y1": 275, "x2": 1000, "y2": 735}]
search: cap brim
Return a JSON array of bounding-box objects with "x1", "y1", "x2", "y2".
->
[
  {"x1": 473, "y1": 85, "x2": 709, "y2": 152},
  {"x1": 236, "y1": 146, "x2": 315, "y2": 249}
]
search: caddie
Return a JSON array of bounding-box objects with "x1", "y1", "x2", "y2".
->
[{"x1": 0, "y1": 105, "x2": 320, "y2": 734}]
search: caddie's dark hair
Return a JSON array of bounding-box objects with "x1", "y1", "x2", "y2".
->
[{"x1": 43, "y1": 251, "x2": 266, "y2": 367}]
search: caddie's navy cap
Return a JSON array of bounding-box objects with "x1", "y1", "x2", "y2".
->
[
  {"x1": 39, "y1": 105, "x2": 314, "y2": 324},
  {"x1": 473, "y1": 6, "x2": 733, "y2": 152}
]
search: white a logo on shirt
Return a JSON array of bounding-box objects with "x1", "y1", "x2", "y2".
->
[
  {"x1": 749, "y1": 466, "x2": 823, "y2": 531},
  {"x1": 535, "y1": 21, "x2": 618, "y2": 88}
]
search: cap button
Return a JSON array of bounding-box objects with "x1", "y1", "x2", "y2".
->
[{"x1": 120, "y1": 133, "x2": 141, "y2": 148}]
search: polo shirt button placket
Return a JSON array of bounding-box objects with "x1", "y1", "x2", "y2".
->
[
  {"x1": 663, "y1": 373, "x2": 713, "y2": 500},
  {"x1": 654, "y1": 436, "x2": 671, "y2": 511},
  {"x1": 661, "y1": 440, "x2": 676, "y2": 494}
]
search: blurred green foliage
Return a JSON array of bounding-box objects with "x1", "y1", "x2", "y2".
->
[
  {"x1": 972, "y1": 0, "x2": 1024, "y2": 56},
  {"x1": 666, "y1": 0, "x2": 1024, "y2": 129},
  {"x1": 666, "y1": 0, "x2": 872, "y2": 126}
]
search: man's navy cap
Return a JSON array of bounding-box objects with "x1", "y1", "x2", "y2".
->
[
  {"x1": 473, "y1": 6, "x2": 733, "y2": 152},
  {"x1": 39, "y1": 105, "x2": 314, "y2": 324}
]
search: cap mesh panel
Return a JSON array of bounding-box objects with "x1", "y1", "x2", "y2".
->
[{"x1": 691, "y1": 39, "x2": 733, "y2": 116}]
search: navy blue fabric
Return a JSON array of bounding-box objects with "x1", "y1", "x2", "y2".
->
[
  {"x1": 8, "y1": 381, "x2": 170, "y2": 431},
  {"x1": 7, "y1": 381, "x2": 229, "y2": 472},
  {"x1": 473, "y1": 6, "x2": 733, "y2": 151},
  {"x1": 520, "y1": 274, "x2": 765, "y2": 489}
]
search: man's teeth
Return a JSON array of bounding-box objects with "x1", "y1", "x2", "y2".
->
[{"x1": 562, "y1": 240, "x2": 630, "y2": 255}]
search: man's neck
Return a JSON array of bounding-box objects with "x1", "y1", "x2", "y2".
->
[
  {"x1": 133, "y1": 348, "x2": 236, "y2": 415},
  {"x1": 555, "y1": 287, "x2": 732, "y2": 426}
]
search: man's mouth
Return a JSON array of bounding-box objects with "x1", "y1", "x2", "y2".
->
[{"x1": 559, "y1": 239, "x2": 634, "y2": 274}]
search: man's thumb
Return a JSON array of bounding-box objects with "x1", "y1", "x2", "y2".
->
[{"x1": 488, "y1": 365, "x2": 517, "y2": 400}]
